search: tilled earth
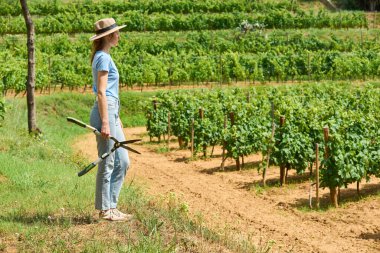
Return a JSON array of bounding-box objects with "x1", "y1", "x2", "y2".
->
[{"x1": 73, "y1": 127, "x2": 380, "y2": 253}]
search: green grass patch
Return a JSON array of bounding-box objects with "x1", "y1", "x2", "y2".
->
[
  {"x1": 0, "y1": 93, "x2": 177, "y2": 252},
  {"x1": 0, "y1": 92, "x2": 272, "y2": 252}
]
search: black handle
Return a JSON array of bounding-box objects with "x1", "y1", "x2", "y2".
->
[
  {"x1": 78, "y1": 163, "x2": 96, "y2": 177},
  {"x1": 67, "y1": 117, "x2": 86, "y2": 128}
]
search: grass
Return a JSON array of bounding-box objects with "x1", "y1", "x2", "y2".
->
[{"x1": 0, "y1": 92, "x2": 273, "y2": 252}]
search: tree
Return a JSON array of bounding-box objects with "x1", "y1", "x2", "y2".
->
[
  {"x1": 0, "y1": 98, "x2": 4, "y2": 125},
  {"x1": 20, "y1": 0, "x2": 39, "y2": 134}
]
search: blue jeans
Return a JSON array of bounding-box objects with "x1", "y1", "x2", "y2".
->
[{"x1": 90, "y1": 96, "x2": 130, "y2": 210}]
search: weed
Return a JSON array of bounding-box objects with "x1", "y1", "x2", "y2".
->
[
  {"x1": 0, "y1": 242, "x2": 6, "y2": 251},
  {"x1": 156, "y1": 146, "x2": 170, "y2": 153}
]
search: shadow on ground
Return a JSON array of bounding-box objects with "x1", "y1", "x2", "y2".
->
[
  {"x1": 359, "y1": 231, "x2": 380, "y2": 241},
  {"x1": 291, "y1": 182, "x2": 380, "y2": 209},
  {"x1": 239, "y1": 171, "x2": 312, "y2": 191},
  {"x1": 199, "y1": 161, "x2": 261, "y2": 175},
  {"x1": 0, "y1": 213, "x2": 97, "y2": 226}
]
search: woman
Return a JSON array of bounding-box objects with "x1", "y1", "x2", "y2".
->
[{"x1": 89, "y1": 18, "x2": 131, "y2": 221}]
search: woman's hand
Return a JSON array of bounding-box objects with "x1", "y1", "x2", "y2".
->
[{"x1": 101, "y1": 121, "x2": 110, "y2": 139}]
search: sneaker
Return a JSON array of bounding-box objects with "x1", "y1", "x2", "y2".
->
[
  {"x1": 111, "y1": 208, "x2": 133, "y2": 220},
  {"x1": 99, "y1": 209, "x2": 112, "y2": 220},
  {"x1": 99, "y1": 209, "x2": 128, "y2": 222}
]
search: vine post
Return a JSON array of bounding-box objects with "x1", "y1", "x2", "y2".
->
[
  {"x1": 315, "y1": 143, "x2": 320, "y2": 209},
  {"x1": 191, "y1": 119, "x2": 194, "y2": 159},
  {"x1": 324, "y1": 126, "x2": 338, "y2": 207},
  {"x1": 220, "y1": 115, "x2": 227, "y2": 170},
  {"x1": 199, "y1": 107, "x2": 207, "y2": 157},
  {"x1": 167, "y1": 112, "x2": 171, "y2": 150},
  {"x1": 229, "y1": 112, "x2": 240, "y2": 170},
  {"x1": 263, "y1": 102, "x2": 275, "y2": 187},
  {"x1": 279, "y1": 116, "x2": 286, "y2": 186},
  {"x1": 149, "y1": 100, "x2": 157, "y2": 141},
  {"x1": 153, "y1": 100, "x2": 157, "y2": 110}
]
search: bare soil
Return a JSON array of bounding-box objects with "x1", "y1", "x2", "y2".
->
[{"x1": 73, "y1": 127, "x2": 380, "y2": 253}]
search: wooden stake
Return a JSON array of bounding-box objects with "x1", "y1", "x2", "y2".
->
[
  {"x1": 323, "y1": 127, "x2": 329, "y2": 151},
  {"x1": 153, "y1": 100, "x2": 157, "y2": 110},
  {"x1": 229, "y1": 112, "x2": 235, "y2": 126},
  {"x1": 316, "y1": 143, "x2": 320, "y2": 209},
  {"x1": 229, "y1": 112, "x2": 240, "y2": 170},
  {"x1": 309, "y1": 181, "x2": 313, "y2": 209},
  {"x1": 279, "y1": 116, "x2": 286, "y2": 186},
  {"x1": 199, "y1": 108, "x2": 204, "y2": 119},
  {"x1": 221, "y1": 115, "x2": 227, "y2": 170},
  {"x1": 167, "y1": 112, "x2": 171, "y2": 149},
  {"x1": 199, "y1": 108, "x2": 206, "y2": 157},
  {"x1": 191, "y1": 119, "x2": 194, "y2": 158},
  {"x1": 324, "y1": 126, "x2": 338, "y2": 207},
  {"x1": 263, "y1": 102, "x2": 275, "y2": 187}
]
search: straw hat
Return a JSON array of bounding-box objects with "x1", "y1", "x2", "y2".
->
[{"x1": 89, "y1": 18, "x2": 126, "y2": 41}]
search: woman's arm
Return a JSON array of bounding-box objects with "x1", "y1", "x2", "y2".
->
[{"x1": 97, "y1": 71, "x2": 110, "y2": 139}]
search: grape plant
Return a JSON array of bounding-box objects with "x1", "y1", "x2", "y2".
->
[{"x1": 145, "y1": 84, "x2": 380, "y2": 206}]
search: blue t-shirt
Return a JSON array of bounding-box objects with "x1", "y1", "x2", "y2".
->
[{"x1": 92, "y1": 51, "x2": 119, "y2": 99}]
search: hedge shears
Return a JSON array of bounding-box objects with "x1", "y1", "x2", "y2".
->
[{"x1": 67, "y1": 117, "x2": 141, "y2": 177}]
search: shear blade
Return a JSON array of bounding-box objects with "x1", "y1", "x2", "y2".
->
[
  {"x1": 120, "y1": 144, "x2": 141, "y2": 154},
  {"x1": 120, "y1": 139, "x2": 142, "y2": 145}
]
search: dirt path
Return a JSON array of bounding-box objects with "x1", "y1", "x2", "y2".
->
[{"x1": 73, "y1": 127, "x2": 380, "y2": 253}]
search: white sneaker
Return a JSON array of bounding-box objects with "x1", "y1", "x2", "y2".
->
[
  {"x1": 111, "y1": 208, "x2": 133, "y2": 220},
  {"x1": 99, "y1": 209, "x2": 129, "y2": 222}
]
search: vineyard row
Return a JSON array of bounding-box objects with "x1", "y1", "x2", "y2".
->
[
  {"x1": 0, "y1": 0, "x2": 296, "y2": 16},
  {"x1": 0, "y1": 10, "x2": 367, "y2": 34},
  {"x1": 144, "y1": 84, "x2": 380, "y2": 206},
  {"x1": 3, "y1": 29, "x2": 380, "y2": 58},
  {"x1": 1, "y1": 50, "x2": 380, "y2": 93}
]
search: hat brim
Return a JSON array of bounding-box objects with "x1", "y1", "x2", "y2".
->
[{"x1": 89, "y1": 25, "x2": 127, "y2": 41}]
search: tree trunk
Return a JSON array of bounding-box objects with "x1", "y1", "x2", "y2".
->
[
  {"x1": 235, "y1": 158, "x2": 240, "y2": 171},
  {"x1": 280, "y1": 164, "x2": 286, "y2": 186},
  {"x1": 329, "y1": 186, "x2": 338, "y2": 208},
  {"x1": 20, "y1": 0, "x2": 38, "y2": 134},
  {"x1": 357, "y1": 181, "x2": 360, "y2": 197}
]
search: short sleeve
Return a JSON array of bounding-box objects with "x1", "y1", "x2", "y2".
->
[{"x1": 95, "y1": 53, "x2": 111, "y2": 72}]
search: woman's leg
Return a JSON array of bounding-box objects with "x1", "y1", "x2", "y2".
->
[
  {"x1": 90, "y1": 100, "x2": 118, "y2": 211},
  {"x1": 110, "y1": 116, "x2": 130, "y2": 209}
]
